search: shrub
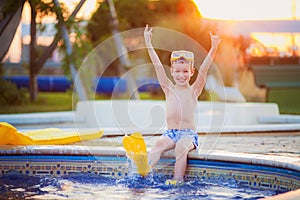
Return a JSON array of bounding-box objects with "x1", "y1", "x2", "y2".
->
[{"x1": 0, "y1": 79, "x2": 28, "y2": 105}]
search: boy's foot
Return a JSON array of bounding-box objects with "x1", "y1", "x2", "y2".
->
[{"x1": 165, "y1": 179, "x2": 184, "y2": 186}]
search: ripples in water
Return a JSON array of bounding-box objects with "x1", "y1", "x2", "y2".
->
[{"x1": 0, "y1": 172, "x2": 279, "y2": 200}]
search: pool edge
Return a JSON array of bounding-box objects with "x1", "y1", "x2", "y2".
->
[{"x1": 0, "y1": 145, "x2": 299, "y2": 199}]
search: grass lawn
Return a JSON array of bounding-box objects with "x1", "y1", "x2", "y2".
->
[
  {"x1": 0, "y1": 92, "x2": 74, "y2": 114},
  {"x1": 0, "y1": 89, "x2": 299, "y2": 114},
  {"x1": 268, "y1": 88, "x2": 300, "y2": 114},
  {"x1": 0, "y1": 92, "x2": 164, "y2": 114}
]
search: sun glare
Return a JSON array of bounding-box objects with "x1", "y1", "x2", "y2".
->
[
  {"x1": 249, "y1": 32, "x2": 300, "y2": 56},
  {"x1": 5, "y1": 0, "x2": 300, "y2": 63},
  {"x1": 193, "y1": 0, "x2": 300, "y2": 57},
  {"x1": 193, "y1": 0, "x2": 300, "y2": 20}
]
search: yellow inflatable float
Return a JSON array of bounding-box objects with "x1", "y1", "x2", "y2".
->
[{"x1": 0, "y1": 122, "x2": 103, "y2": 145}]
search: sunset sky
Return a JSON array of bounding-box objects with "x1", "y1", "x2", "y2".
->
[
  {"x1": 5, "y1": 0, "x2": 300, "y2": 62},
  {"x1": 56, "y1": 0, "x2": 300, "y2": 21},
  {"x1": 58, "y1": 0, "x2": 300, "y2": 21},
  {"x1": 194, "y1": 0, "x2": 300, "y2": 20},
  {"x1": 193, "y1": 0, "x2": 300, "y2": 56}
]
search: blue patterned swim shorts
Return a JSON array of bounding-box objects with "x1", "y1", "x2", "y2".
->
[{"x1": 162, "y1": 129, "x2": 199, "y2": 148}]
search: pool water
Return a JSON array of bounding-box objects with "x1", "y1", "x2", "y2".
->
[{"x1": 0, "y1": 172, "x2": 278, "y2": 200}]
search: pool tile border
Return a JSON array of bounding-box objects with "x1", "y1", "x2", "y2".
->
[{"x1": 0, "y1": 145, "x2": 299, "y2": 192}]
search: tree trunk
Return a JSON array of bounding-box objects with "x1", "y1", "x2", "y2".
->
[
  {"x1": 53, "y1": 0, "x2": 88, "y2": 101},
  {"x1": 29, "y1": 0, "x2": 38, "y2": 102},
  {"x1": 29, "y1": 71, "x2": 38, "y2": 101},
  {"x1": 26, "y1": 0, "x2": 86, "y2": 102},
  {"x1": 35, "y1": 0, "x2": 86, "y2": 74},
  {"x1": 107, "y1": 0, "x2": 140, "y2": 99},
  {"x1": 0, "y1": 0, "x2": 25, "y2": 62}
]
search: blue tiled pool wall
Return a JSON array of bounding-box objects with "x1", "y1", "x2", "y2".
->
[
  {"x1": 187, "y1": 159, "x2": 300, "y2": 192},
  {"x1": 0, "y1": 155, "x2": 299, "y2": 192}
]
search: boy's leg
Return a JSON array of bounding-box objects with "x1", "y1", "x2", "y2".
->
[
  {"x1": 173, "y1": 136, "x2": 194, "y2": 181},
  {"x1": 148, "y1": 136, "x2": 175, "y2": 168}
]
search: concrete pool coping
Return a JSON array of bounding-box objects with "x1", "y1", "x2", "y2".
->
[{"x1": 0, "y1": 144, "x2": 299, "y2": 172}]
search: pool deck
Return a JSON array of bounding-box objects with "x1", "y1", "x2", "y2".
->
[
  {"x1": 1, "y1": 133, "x2": 299, "y2": 199},
  {"x1": 1, "y1": 100, "x2": 300, "y2": 199}
]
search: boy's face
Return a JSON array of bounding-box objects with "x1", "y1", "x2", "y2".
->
[{"x1": 170, "y1": 61, "x2": 194, "y2": 87}]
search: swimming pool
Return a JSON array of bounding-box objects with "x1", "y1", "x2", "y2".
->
[
  {"x1": 0, "y1": 145, "x2": 299, "y2": 199},
  {"x1": 0, "y1": 170, "x2": 280, "y2": 199}
]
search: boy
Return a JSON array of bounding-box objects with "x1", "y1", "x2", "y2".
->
[{"x1": 144, "y1": 25, "x2": 221, "y2": 184}]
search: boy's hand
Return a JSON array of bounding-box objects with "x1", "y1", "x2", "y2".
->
[
  {"x1": 209, "y1": 29, "x2": 221, "y2": 49},
  {"x1": 144, "y1": 24, "x2": 153, "y2": 45}
]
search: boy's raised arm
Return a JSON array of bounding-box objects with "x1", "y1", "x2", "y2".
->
[
  {"x1": 192, "y1": 30, "x2": 221, "y2": 97},
  {"x1": 144, "y1": 25, "x2": 172, "y2": 93}
]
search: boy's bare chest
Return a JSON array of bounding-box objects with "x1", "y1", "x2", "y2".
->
[{"x1": 166, "y1": 88, "x2": 197, "y2": 108}]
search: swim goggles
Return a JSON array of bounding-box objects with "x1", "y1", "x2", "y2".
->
[{"x1": 170, "y1": 50, "x2": 194, "y2": 63}]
